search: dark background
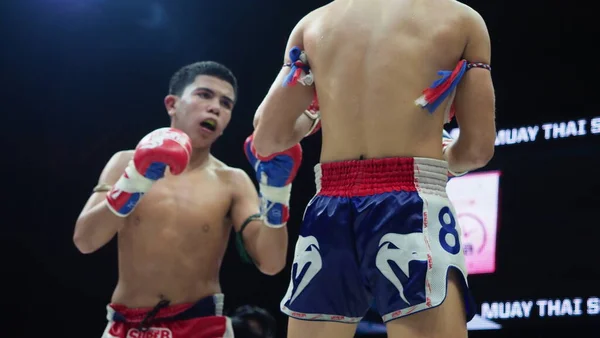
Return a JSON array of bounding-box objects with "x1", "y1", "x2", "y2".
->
[{"x1": 3, "y1": 0, "x2": 599, "y2": 337}]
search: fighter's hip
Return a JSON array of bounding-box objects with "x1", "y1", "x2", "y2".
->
[
  {"x1": 110, "y1": 280, "x2": 222, "y2": 309},
  {"x1": 103, "y1": 294, "x2": 233, "y2": 338}
]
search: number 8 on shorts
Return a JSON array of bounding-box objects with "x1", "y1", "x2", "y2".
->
[{"x1": 438, "y1": 206, "x2": 460, "y2": 255}]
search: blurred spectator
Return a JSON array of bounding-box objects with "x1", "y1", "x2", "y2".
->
[{"x1": 230, "y1": 305, "x2": 276, "y2": 338}]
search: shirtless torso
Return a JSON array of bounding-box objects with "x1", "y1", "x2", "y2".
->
[
  {"x1": 109, "y1": 151, "x2": 237, "y2": 307},
  {"x1": 75, "y1": 64, "x2": 289, "y2": 337},
  {"x1": 303, "y1": 0, "x2": 492, "y2": 162},
  {"x1": 254, "y1": 0, "x2": 495, "y2": 173}
]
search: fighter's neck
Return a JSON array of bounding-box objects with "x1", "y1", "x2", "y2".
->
[{"x1": 187, "y1": 148, "x2": 212, "y2": 170}]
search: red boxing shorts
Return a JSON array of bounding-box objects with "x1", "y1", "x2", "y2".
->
[
  {"x1": 280, "y1": 157, "x2": 476, "y2": 323},
  {"x1": 102, "y1": 294, "x2": 233, "y2": 338}
]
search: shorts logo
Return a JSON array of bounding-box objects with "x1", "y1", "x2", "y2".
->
[
  {"x1": 126, "y1": 328, "x2": 172, "y2": 338},
  {"x1": 285, "y1": 236, "x2": 322, "y2": 304},
  {"x1": 376, "y1": 233, "x2": 428, "y2": 305}
]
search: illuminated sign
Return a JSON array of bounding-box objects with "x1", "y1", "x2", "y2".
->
[
  {"x1": 446, "y1": 171, "x2": 501, "y2": 275},
  {"x1": 447, "y1": 116, "x2": 600, "y2": 147},
  {"x1": 468, "y1": 297, "x2": 600, "y2": 331},
  {"x1": 481, "y1": 297, "x2": 600, "y2": 319}
]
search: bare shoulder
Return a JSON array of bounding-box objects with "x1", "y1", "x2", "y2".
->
[
  {"x1": 452, "y1": 1, "x2": 491, "y2": 62},
  {"x1": 294, "y1": 3, "x2": 330, "y2": 33},
  {"x1": 111, "y1": 150, "x2": 134, "y2": 166},
  {"x1": 454, "y1": 2, "x2": 488, "y2": 33},
  {"x1": 306, "y1": 3, "x2": 329, "y2": 19},
  {"x1": 210, "y1": 156, "x2": 254, "y2": 188},
  {"x1": 453, "y1": 1, "x2": 482, "y2": 17}
]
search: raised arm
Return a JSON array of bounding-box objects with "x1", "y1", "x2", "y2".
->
[{"x1": 252, "y1": 16, "x2": 316, "y2": 156}]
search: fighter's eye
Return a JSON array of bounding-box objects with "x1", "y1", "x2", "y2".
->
[{"x1": 221, "y1": 100, "x2": 233, "y2": 109}]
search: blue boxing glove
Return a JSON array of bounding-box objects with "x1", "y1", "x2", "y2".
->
[
  {"x1": 244, "y1": 134, "x2": 303, "y2": 228},
  {"x1": 442, "y1": 129, "x2": 468, "y2": 178}
]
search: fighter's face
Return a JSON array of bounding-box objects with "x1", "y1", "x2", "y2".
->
[{"x1": 165, "y1": 75, "x2": 235, "y2": 148}]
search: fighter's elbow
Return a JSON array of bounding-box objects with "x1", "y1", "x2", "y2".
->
[
  {"x1": 75, "y1": 245, "x2": 97, "y2": 255},
  {"x1": 253, "y1": 114, "x2": 260, "y2": 130},
  {"x1": 478, "y1": 143, "x2": 495, "y2": 165},
  {"x1": 73, "y1": 218, "x2": 100, "y2": 254},
  {"x1": 252, "y1": 134, "x2": 289, "y2": 158},
  {"x1": 252, "y1": 140, "x2": 275, "y2": 158},
  {"x1": 73, "y1": 233, "x2": 97, "y2": 254},
  {"x1": 467, "y1": 142, "x2": 495, "y2": 168},
  {"x1": 257, "y1": 251, "x2": 287, "y2": 276},
  {"x1": 256, "y1": 255, "x2": 287, "y2": 276}
]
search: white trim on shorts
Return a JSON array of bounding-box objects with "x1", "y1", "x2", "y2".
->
[
  {"x1": 222, "y1": 316, "x2": 234, "y2": 338},
  {"x1": 281, "y1": 304, "x2": 363, "y2": 323},
  {"x1": 373, "y1": 158, "x2": 470, "y2": 323},
  {"x1": 379, "y1": 265, "x2": 468, "y2": 322}
]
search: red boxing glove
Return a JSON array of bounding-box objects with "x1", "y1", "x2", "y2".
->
[
  {"x1": 133, "y1": 127, "x2": 192, "y2": 177},
  {"x1": 106, "y1": 128, "x2": 192, "y2": 217}
]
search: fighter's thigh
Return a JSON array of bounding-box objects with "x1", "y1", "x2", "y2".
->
[
  {"x1": 385, "y1": 270, "x2": 468, "y2": 338},
  {"x1": 287, "y1": 318, "x2": 357, "y2": 338},
  {"x1": 281, "y1": 195, "x2": 368, "y2": 320}
]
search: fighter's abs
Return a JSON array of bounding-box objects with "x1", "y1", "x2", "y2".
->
[{"x1": 113, "y1": 172, "x2": 232, "y2": 307}]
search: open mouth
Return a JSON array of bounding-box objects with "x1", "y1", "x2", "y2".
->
[{"x1": 199, "y1": 118, "x2": 217, "y2": 132}]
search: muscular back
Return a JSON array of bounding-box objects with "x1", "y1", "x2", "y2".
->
[{"x1": 304, "y1": 0, "x2": 473, "y2": 161}]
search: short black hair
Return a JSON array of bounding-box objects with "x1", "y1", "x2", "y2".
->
[
  {"x1": 230, "y1": 305, "x2": 276, "y2": 338},
  {"x1": 168, "y1": 61, "x2": 238, "y2": 99}
]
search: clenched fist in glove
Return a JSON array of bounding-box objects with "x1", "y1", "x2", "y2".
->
[
  {"x1": 106, "y1": 128, "x2": 192, "y2": 217},
  {"x1": 244, "y1": 134, "x2": 302, "y2": 228}
]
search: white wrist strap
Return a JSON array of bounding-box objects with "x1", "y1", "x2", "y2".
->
[
  {"x1": 114, "y1": 161, "x2": 154, "y2": 194},
  {"x1": 258, "y1": 183, "x2": 291, "y2": 228},
  {"x1": 258, "y1": 183, "x2": 292, "y2": 205},
  {"x1": 263, "y1": 219, "x2": 287, "y2": 229}
]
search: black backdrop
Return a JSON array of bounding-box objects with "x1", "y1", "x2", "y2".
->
[{"x1": 3, "y1": 0, "x2": 599, "y2": 337}]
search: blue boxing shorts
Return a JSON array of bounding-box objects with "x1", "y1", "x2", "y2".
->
[{"x1": 280, "y1": 157, "x2": 476, "y2": 323}]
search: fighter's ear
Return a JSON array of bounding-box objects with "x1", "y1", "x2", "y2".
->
[{"x1": 164, "y1": 95, "x2": 178, "y2": 117}]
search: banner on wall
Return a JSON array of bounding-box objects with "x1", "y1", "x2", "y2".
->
[
  {"x1": 468, "y1": 296, "x2": 600, "y2": 331},
  {"x1": 447, "y1": 115, "x2": 600, "y2": 147}
]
